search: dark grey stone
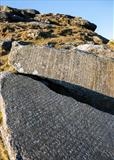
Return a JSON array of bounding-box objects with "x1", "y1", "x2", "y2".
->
[
  {"x1": 0, "y1": 40, "x2": 12, "y2": 56},
  {"x1": 38, "y1": 30, "x2": 55, "y2": 38},
  {"x1": 84, "y1": 21, "x2": 97, "y2": 31},
  {"x1": 0, "y1": 11, "x2": 30, "y2": 22},
  {"x1": 0, "y1": 73, "x2": 114, "y2": 160},
  {"x1": 59, "y1": 29, "x2": 72, "y2": 36},
  {"x1": 0, "y1": 6, "x2": 40, "y2": 22},
  {"x1": 0, "y1": 12, "x2": 9, "y2": 22},
  {"x1": 0, "y1": 40, "x2": 12, "y2": 52},
  {"x1": 21, "y1": 9, "x2": 40, "y2": 18}
]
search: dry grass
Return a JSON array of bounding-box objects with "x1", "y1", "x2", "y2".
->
[
  {"x1": 0, "y1": 55, "x2": 15, "y2": 72},
  {"x1": 108, "y1": 40, "x2": 114, "y2": 51},
  {"x1": 0, "y1": 136, "x2": 9, "y2": 160}
]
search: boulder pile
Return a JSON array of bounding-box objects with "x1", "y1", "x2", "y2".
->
[{"x1": 0, "y1": 6, "x2": 114, "y2": 160}]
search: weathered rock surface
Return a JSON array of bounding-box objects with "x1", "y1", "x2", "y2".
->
[
  {"x1": 76, "y1": 44, "x2": 114, "y2": 58},
  {"x1": 9, "y1": 44, "x2": 114, "y2": 97},
  {"x1": 0, "y1": 6, "x2": 40, "y2": 22},
  {"x1": 0, "y1": 73, "x2": 114, "y2": 160},
  {"x1": 0, "y1": 6, "x2": 95, "y2": 30}
]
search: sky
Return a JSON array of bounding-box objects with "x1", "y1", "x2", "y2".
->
[{"x1": 1, "y1": 0, "x2": 114, "y2": 39}]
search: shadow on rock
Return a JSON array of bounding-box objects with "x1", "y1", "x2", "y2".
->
[{"x1": 17, "y1": 73, "x2": 114, "y2": 115}]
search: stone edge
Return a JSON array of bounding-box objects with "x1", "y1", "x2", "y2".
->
[{"x1": 0, "y1": 72, "x2": 16, "y2": 160}]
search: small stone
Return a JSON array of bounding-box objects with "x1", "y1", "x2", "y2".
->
[
  {"x1": 93, "y1": 36, "x2": 102, "y2": 44},
  {"x1": 0, "y1": 40, "x2": 12, "y2": 56},
  {"x1": 60, "y1": 28, "x2": 72, "y2": 36}
]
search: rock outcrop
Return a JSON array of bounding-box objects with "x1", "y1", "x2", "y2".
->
[
  {"x1": 0, "y1": 6, "x2": 114, "y2": 160},
  {"x1": 0, "y1": 5, "x2": 109, "y2": 72},
  {"x1": 9, "y1": 44, "x2": 114, "y2": 97},
  {"x1": 0, "y1": 73, "x2": 114, "y2": 160},
  {"x1": 0, "y1": 6, "x2": 40, "y2": 22},
  {"x1": 0, "y1": 6, "x2": 108, "y2": 44}
]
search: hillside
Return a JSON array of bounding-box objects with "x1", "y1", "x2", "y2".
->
[{"x1": 0, "y1": 5, "x2": 111, "y2": 72}]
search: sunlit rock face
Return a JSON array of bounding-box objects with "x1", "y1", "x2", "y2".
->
[
  {"x1": 0, "y1": 73, "x2": 114, "y2": 160},
  {"x1": 76, "y1": 44, "x2": 114, "y2": 59},
  {"x1": 9, "y1": 43, "x2": 114, "y2": 97}
]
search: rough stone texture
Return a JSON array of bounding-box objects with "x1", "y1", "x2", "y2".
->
[
  {"x1": 76, "y1": 44, "x2": 114, "y2": 58},
  {"x1": 0, "y1": 6, "x2": 40, "y2": 22},
  {"x1": 0, "y1": 6, "x2": 40, "y2": 15},
  {"x1": 0, "y1": 11, "x2": 29, "y2": 22},
  {"x1": 0, "y1": 73, "x2": 114, "y2": 160},
  {"x1": 9, "y1": 44, "x2": 114, "y2": 98}
]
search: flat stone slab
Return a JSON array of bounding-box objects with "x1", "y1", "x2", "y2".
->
[
  {"x1": 9, "y1": 44, "x2": 114, "y2": 97},
  {"x1": 0, "y1": 73, "x2": 114, "y2": 160}
]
